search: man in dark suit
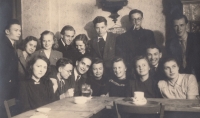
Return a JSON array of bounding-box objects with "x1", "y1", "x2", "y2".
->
[
  {"x1": 57, "y1": 25, "x2": 76, "y2": 60},
  {"x1": 116, "y1": 9, "x2": 156, "y2": 78},
  {"x1": 167, "y1": 14, "x2": 200, "y2": 81},
  {"x1": 146, "y1": 44, "x2": 163, "y2": 81},
  {"x1": 66, "y1": 56, "x2": 92, "y2": 96},
  {"x1": 0, "y1": 19, "x2": 21, "y2": 117},
  {"x1": 90, "y1": 16, "x2": 117, "y2": 73}
]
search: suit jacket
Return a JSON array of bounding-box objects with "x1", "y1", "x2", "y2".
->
[
  {"x1": 167, "y1": 32, "x2": 199, "y2": 74},
  {"x1": 90, "y1": 32, "x2": 117, "y2": 69},
  {"x1": 31, "y1": 49, "x2": 63, "y2": 66},
  {"x1": 0, "y1": 36, "x2": 19, "y2": 112},
  {"x1": 66, "y1": 69, "x2": 87, "y2": 96},
  {"x1": 116, "y1": 28, "x2": 155, "y2": 69},
  {"x1": 57, "y1": 39, "x2": 75, "y2": 60}
]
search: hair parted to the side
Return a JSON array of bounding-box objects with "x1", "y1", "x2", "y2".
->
[
  {"x1": 56, "y1": 58, "x2": 73, "y2": 71},
  {"x1": 93, "y1": 16, "x2": 107, "y2": 26},
  {"x1": 40, "y1": 30, "x2": 59, "y2": 49}
]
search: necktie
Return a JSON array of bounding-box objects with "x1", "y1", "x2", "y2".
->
[
  {"x1": 76, "y1": 75, "x2": 81, "y2": 81},
  {"x1": 98, "y1": 37, "x2": 105, "y2": 57},
  {"x1": 60, "y1": 80, "x2": 64, "y2": 94},
  {"x1": 180, "y1": 40, "x2": 186, "y2": 68}
]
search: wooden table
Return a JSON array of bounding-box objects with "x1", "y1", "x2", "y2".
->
[
  {"x1": 115, "y1": 98, "x2": 200, "y2": 112},
  {"x1": 13, "y1": 97, "x2": 117, "y2": 118},
  {"x1": 13, "y1": 97, "x2": 200, "y2": 118}
]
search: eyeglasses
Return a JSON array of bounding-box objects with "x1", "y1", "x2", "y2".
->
[
  {"x1": 63, "y1": 68, "x2": 72, "y2": 74},
  {"x1": 131, "y1": 18, "x2": 143, "y2": 22}
]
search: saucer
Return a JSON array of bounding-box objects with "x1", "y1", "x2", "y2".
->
[{"x1": 36, "y1": 107, "x2": 51, "y2": 113}]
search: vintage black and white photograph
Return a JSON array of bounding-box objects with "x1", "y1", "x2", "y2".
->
[{"x1": 0, "y1": 0, "x2": 200, "y2": 118}]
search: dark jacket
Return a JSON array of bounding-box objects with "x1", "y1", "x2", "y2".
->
[
  {"x1": 90, "y1": 32, "x2": 117, "y2": 69},
  {"x1": 116, "y1": 28, "x2": 155, "y2": 69},
  {"x1": 57, "y1": 39, "x2": 76, "y2": 60},
  {"x1": 167, "y1": 32, "x2": 200, "y2": 81}
]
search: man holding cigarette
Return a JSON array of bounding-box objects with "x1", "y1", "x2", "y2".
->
[{"x1": 116, "y1": 9, "x2": 155, "y2": 78}]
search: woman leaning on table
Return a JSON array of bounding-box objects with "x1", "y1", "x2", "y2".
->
[
  {"x1": 129, "y1": 55, "x2": 161, "y2": 98},
  {"x1": 19, "y1": 55, "x2": 57, "y2": 112},
  {"x1": 86, "y1": 58, "x2": 108, "y2": 96},
  {"x1": 158, "y1": 56, "x2": 199, "y2": 99},
  {"x1": 17, "y1": 36, "x2": 40, "y2": 81},
  {"x1": 103, "y1": 57, "x2": 131, "y2": 97}
]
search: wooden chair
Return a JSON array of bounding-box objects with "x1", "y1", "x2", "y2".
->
[
  {"x1": 4, "y1": 98, "x2": 16, "y2": 118},
  {"x1": 114, "y1": 101, "x2": 165, "y2": 118}
]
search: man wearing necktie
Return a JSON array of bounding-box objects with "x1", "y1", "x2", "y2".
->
[
  {"x1": 0, "y1": 19, "x2": 21, "y2": 117},
  {"x1": 67, "y1": 56, "x2": 92, "y2": 96},
  {"x1": 51, "y1": 58, "x2": 73, "y2": 99},
  {"x1": 167, "y1": 14, "x2": 200, "y2": 82},
  {"x1": 90, "y1": 16, "x2": 118, "y2": 78}
]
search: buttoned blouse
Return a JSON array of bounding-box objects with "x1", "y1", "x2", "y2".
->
[{"x1": 158, "y1": 74, "x2": 199, "y2": 99}]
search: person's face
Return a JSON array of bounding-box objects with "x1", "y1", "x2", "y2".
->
[
  {"x1": 147, "y1": 48, "x2": 162, "y2": 67},
  {"x1": 113, "y1": 61, "x2": 127, "y2": 80},
  {"x1": 163, "y1": 60, "x2": 179, "y2": 80},
  {"x1": 6, "y1": 24, "x2": 21, "y2": 41},
  {"x1": 136, "y1": 59, "x2": 150, "y2": 76},
  {"x1": 75, "y1": 40, "x2": 86, "y2": 54},
  {"x1": 92, "y1": 63, "x2": 104, "y2": 79},
  {"x1": 173, "y1": 18, "x2": 187, "y2": 38},
  {"x1": 76, "y1": 58, "x2": 92, "y2": 75},
  {"x1": 95, "y1": 22, "x2": 107, "y2": 37},
  {"x1": 130, "y1": 13, "x2": 143, "y2": 30},
  {"x1": 62, "y1": 30, "x2": 75, "y2": 45},
  {"x1": 25, "y1": 40, "x2": 37, "y2": 54},
  {"x1": 42, "y1": 34, "x2": 54, "y2": 50},
  {"x1": 32, "y1": 59, "x2": 47, "y2": 79},
  {"x1": 59, "y1": 64, "x2": 73, "y2": 79}
]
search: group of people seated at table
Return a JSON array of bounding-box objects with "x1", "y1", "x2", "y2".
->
[{"x1": 1, "y1": 9, "x2": 200, "y2": 115}]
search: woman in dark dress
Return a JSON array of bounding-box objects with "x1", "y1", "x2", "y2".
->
[
  {"x1": 104, "y1": 57, "x2": 130, "y2": 97},
  {"x1": 129, "y1": 55, "x2": 160, "y2": 98},
  {"x1": 73, "y1": 34, "x2": 90, "y2": 65},
  {"x1": 86, "y1": 58, "x2": 108, "y2": 96},
  {"x1": 19, "y1": 55, "x2": 56, "y2": 112},
  {"x1": 17, "y1": 36, "x2": 40, "y2": 81}
]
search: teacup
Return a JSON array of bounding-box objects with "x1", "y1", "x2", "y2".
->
[{"x1": 133, "y1": 91, "x2": 144, "y2": 100}]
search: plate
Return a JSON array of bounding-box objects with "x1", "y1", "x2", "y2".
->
[
  {"x1": 131, "y1": 101, "x2": 160, "y2": 106},
  {"x1": 30, "y1": 114, "x2": 48, "y2": 118},
  {"x1": 36, "y1": 107, "x2": 51, "y2": 113}
]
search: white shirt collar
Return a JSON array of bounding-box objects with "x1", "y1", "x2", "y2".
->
[
  {"x1": 32, "y1": 76, "x2": 40, "y2": 83},
  {"x1": 74, "y1": 68, "x2": 80, "y2": 81},
  {"x1": 61, "y1": 38, "x2": 66, "y2": 46},
  {"x1": 98, "y1": 33, "x2": 107, "y2": 42}
]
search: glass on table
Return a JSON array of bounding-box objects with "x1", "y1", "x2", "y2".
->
[{"x1": 81, "y1": 83, "x2": 92, "y2": 97}]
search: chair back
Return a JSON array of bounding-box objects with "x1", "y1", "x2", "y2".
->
[
  {"x1": 114, "y1": 101, "x2": 165, "y2": 118},
  {"x1": 4, "y1": 98, "x2": 16, "y2": 118}
]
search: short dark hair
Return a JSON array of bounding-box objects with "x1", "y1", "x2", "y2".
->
[
  {"x1": 93, "y1": 16, "x2": 107, "y2": 26},
  {"x1": 73, "y1": 34, "x2": 89, "y2": 52},
  {"x1": 161, "y1": 56, "x2": 180, "y2": 69},
  {"x1": 56, "y1": 58, "x2": 73, "y2": 71},
  {"x1": 22, "y1": 36, "x2": 40, "y2": 51},
  {"x1": 5, "y1": 19, "x2": 20, "y2": 31},
  {"x1": 27, "y1": 55, "x2": 50, "y2": 78},
  {"x1": 40, "y1": 30, "x2": 59, "y2": 49},
  {"x1": 172, "y1": 14, "x2": 188, "y2": 24},
  {"x1": 60, "y1": 25, "x2": 75, "y2": 35},
  {"x1": 146, "y1": 44, "x2": 162, "y2": 53},
  {"x1": 134, "y1": 55, "x2": 150, "y2": 68},
  {"x1": 92, "y1": 57, "x2": 104, "y2": 65},
  {"x1": 113, "y1": 57, "x2": 127, "y2": 68},
  {"x1": 77, "y1": 55, "x2": 93, "y2": 63},
  {"x1": 129, "y1": 9, "x2": 143, "y2": 20}
]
